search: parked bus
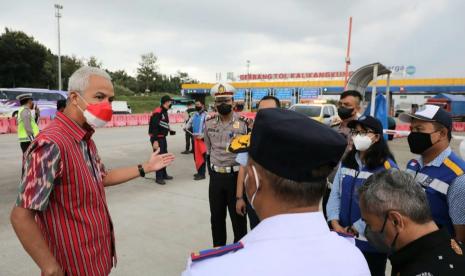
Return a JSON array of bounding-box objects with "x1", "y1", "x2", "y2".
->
[{"x1": 0, "y1": 88, "x2": 67, "y2": 118}]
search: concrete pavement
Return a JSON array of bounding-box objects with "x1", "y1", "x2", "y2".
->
[{"x1": 0, "y1": 124, "x2": 462, "y2": 275}]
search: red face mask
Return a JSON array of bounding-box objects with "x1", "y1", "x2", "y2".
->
[{"x1": 78, "y1": 94, "x2": 113, "y2": 127}]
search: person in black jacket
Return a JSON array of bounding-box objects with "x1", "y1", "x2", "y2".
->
[{"x1": 149, "y1": 95, "x2": 176, "y2": 185}]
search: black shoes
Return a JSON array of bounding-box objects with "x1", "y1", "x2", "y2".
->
[
  {"x1": 155, "y1": 179, "x2": 166, "y2": 185},
  {"x1": 194, "y1": 174, "x2": 206, "y2": 181},
  {"x1": 164, "y1": 175, "x2": 174, "y2": 180},
  {"x1": 181, "y1": 150, "x2": 190, "y2": 154}
]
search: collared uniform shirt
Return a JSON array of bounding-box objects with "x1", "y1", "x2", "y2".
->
[
  {"x1": 204, "y1": 114, "x2": 247, "y2": 167},
  {"x1": 16, "y1": 112, "x2": 115, "y2": 276},
  {"x1": 182, "y1": 212, "x2": 370, "y2": 276},
  {"x1": 405, "y1": 147, "x2": 465, "y2": 225},
  {"x1": 390, "y1": 228, "x2": 465, "y2": 276}
]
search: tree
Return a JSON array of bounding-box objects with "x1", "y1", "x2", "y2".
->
[
  {"x1": 87, "y1": 56, "x2": 102, "y2": 68},
  {"x1": 109, "y1": 69, "x2": 138, "y2": 93},
  {"x1": 60, "y1": 55, "x2": 84, "y2": 90},
  {"x1": 0, "y1": 28, "x2": 50, "y2": 88},
  {"x1": 137, "y1": 52, "x2": 158, "y2": 92}
]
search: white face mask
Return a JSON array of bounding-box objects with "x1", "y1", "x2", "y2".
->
[
  {"x1": 352, "y1": 134, "x2": 373, "y2": 151},
  {"x1": 244, "y1": 165, "x2": 260, "y2": 210}
]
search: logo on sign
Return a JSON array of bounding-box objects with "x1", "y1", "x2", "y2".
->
[{"x1": 406, "y1": 65, "x2": 416, "y2": 75}]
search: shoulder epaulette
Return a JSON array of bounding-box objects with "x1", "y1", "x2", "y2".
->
[{"x1": 190, "y1": 242, "x2": 244, "y2": 262}]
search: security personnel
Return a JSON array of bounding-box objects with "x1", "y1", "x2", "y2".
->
[
  {"x1": 401, "y1": 105, "x2": 465, "y2": 243},
  {"x1": 183, "y1": 108, "x2": 370, "y2": 276},
  {"x1": 359, "y1": 169, "x2": 465, "y2": 276},
  {"x1": 204, "y1": 83, "x2": 248, "y2": 247},
  {"x1": 149, "y1": 95, "x2": 176, "y2": 185},
  {"x1": 17, "y1": 93, "x2": 39, "y2": 153}
]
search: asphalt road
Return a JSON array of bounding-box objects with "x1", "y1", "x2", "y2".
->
[{"x1": 0, "y1": 124, "x2": 462, "y2": 275}]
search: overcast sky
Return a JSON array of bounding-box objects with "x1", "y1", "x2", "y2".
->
[{"x1": 1, "y1": 0, "x2": 464, "y2": 82}]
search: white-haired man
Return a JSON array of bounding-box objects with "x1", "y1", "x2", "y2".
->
[{"x1": 10, "y1": 66, "x2": 175, "y2": 276}]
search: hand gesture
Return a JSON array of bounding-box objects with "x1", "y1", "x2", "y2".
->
[
  {"x1": 236, "y1": 198, "x2": 246, "y2": 216},
  {"x1": 145, "y1": 148, "x2": 175, "y2": 172},
  {"x1": 152, "y1": 141, "x2": 159, "y2": 150}
]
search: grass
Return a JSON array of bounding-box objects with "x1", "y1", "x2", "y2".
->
[{"x1": 114, "y1": 94, "x2": 177, "y2": 114}]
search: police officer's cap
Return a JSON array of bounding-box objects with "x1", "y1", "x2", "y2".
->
[
  {"x1": 249, "y1": 108, "x2": 347, "y2": 182},
  {"x1": 17, "y1": 93, "x2": 33, "y2": 102},
  {"x1": 210, "y1": 83, "x2": 235, "y2": 98}
]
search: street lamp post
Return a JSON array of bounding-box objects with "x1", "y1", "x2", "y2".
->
[
  {"x1": 54, "y1": 4, "x2": 63, "y2": 91},
  {"x1": 246, "y1": 60, "x2": 251, "y2": 110}
]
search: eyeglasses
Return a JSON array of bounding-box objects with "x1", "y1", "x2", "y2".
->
[{"x1": 350, "y1": 130, "x2": 375, "y2": 136}]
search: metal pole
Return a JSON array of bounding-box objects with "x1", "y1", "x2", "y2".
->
[
  {"x1": 344, "y1": 17, "x2": 353, "y2": 89},
  {"x1": 370, "y1": 64, "x2": 378, "y2": 116},
  {"x1": 55, "y1": 4, "x2": 63, "y2": 91},
  {"x1": 386, "y1": 73, "x2": 391, "y2": 116}
]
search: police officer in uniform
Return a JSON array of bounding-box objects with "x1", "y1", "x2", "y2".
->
[
  {"x1": 183, "y1": 108, "x2": 370, "y2": 276},
  {"x1": 359, "y1": 170, "x2": 465, "y2": 276},
  {"x1": 204, "y1": 83, "x2": 248, "y2": 247},
  {"x1": 17, "y1": 94, "x2": 39, "y2": 153},
  {"x1": 400, "y1": 105, "x2": 465, "y2": 242},
  {"x1": 149, "y1": 95, "x2": 176, "y2": 185}
]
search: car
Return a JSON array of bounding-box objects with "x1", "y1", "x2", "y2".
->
[
  {"x1": 170, "y1": 97, "x2": 194, "y2": 114},
  {"x1": 289, "y1": 103, "x2": 338, "y2": 126},
  {"x1": 112, "y1": 101, "x2": 132, "y2": 114}
]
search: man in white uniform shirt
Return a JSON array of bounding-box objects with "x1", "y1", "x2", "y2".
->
[{"x1": 183, "y1": 108, "x2": 370, "y2": 276}]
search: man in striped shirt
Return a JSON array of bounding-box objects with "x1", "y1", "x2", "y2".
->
[{"x1": 10, "y1": 66, "x2": 175, "y2": 276}]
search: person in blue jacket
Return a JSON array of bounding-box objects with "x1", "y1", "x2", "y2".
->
[{"x1": 327, "y1": 115, "x2": 397, "y2": 276}]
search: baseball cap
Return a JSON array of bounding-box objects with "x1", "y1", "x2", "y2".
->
[
  {"x1": 399, "y1": 104, "x2": 452, "y2": 130},
  {"x1": 347, "y1": 115, "x2": 383, "y2": 134}
]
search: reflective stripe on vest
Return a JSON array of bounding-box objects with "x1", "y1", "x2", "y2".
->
[
  {"x1": 17, "y1": 106, "x2": 39, "y2": 142},
  {"x1": 406, "y1": 152, "x2": 465, "y2": 236},
  {"x1": 339, "y1": 158, "x2": 397, "y2": 252}
]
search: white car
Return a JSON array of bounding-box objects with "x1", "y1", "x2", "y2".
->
[{"x1": 112, "y1": 101, "x2": 132, "y2": 114}]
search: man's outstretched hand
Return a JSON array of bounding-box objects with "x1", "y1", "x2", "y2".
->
[{"x1": 144, "y1": 148, "x2": 176, "y2": 173}]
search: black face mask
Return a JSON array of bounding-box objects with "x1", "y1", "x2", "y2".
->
[
  {"x1": 217, "y1": 104, "x2": 232, "y2": 115},
  {"x1": 195, "y1": 106, "x2": 203, "y2": 112},
  {"x1": 338, "y1": 107, "x2": 354, "y2": 120},
  {"x1": 365, "y1": 215, "x2": 399, "y2": 255},
  {"x1": 408, "y1": 132, "x2": 436, "y2": 154}
]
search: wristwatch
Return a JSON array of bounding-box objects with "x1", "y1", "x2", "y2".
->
[
  {"x1": 137, "y1": 164, "x2": 146, "y2": 178},
  {"x1": 236, "y1": 196, "x2": 244, "y2": 201}
]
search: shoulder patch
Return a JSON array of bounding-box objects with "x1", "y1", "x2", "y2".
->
[
  {"x1": 227, "y1": 134, "x2": 250, "y2": 153},
  {"x1": 153, "y1": 107, "x2": 162, "y2": 114},
  {"x1": 384, "y1": 160, "x2": 392, "y2": 170},
  {"x1": 191, "y1": 242, "x2": 244, "y2": 262},
  {"x1": 444, "y1": 158, "x2": 464, "y2": 176}
]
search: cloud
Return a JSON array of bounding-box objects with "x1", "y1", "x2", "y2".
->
[{"x1": 0, "y1": 0, "x2": 464, "y2": 82}]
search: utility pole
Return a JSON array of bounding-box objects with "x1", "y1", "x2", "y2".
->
[{"x1": 55, "y1": 4, "x2": 63, "y2": 91}]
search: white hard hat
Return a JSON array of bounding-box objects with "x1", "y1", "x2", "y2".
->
[{"x1": 210, "y1": 83, "x2": 236, "y2": 98}]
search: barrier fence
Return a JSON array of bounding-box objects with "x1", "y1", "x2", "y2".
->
[{"x1": 1, "y1": 113, "x2": 465, "y2": 135}]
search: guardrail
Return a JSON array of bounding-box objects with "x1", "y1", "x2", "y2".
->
[{"x1": 2, "y1": 113, "x2": 462, "y2": 135}]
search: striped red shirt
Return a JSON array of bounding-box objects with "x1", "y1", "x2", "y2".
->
[{"x1": 17, "y1": 112, "x2": 116, "y2": 275}]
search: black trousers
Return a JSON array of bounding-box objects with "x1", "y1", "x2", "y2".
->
[
  {"x1": 151, "y1": 137, "x2": 168, "y2": 180},
  {"x1": 246, "y1": 199, "x2": 260, "y2": 229},
  {"x1": 20, "y1": 142, "x2": 31, "y2": 153},
  {"x1": 363, "y1": 251, "x2": 387, "y2": 276},
  {"x1": 192, "y1": 138, "x2": 206, "y2": 176},
  {"x1": 209, "y1": 171, "x2": 247, "y2": 247},
  {"x1": 185, "y1": 130, "x2": 193, "y2": 151}
]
